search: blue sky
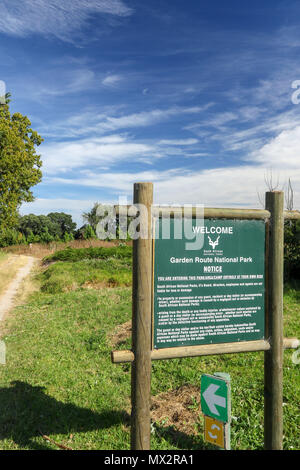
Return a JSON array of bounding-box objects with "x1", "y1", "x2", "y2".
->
[{"x1": 1, "y1": 0, "x2": 300, "y2": 226}]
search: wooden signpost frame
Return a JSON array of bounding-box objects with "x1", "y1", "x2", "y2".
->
[{"x1": 111, "y1": 183, "x2": 300, "y2": 451}]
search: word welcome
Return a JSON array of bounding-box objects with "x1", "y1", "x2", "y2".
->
[{"x1": 192, "y1": 226, "x2": 233, "y2": 234}]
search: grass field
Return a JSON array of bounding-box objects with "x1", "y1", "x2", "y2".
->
[{"x1": 0, "y1": 245, "x2": 299, "y2": 450}]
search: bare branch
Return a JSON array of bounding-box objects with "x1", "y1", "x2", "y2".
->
[{"x1": 264, "y1": 168, "x2": 281, "y2": 192}]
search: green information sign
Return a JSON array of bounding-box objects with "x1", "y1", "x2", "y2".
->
[
  {"x1": 201, "y1": 373, "x2": 230, "y2": 423},
  {"x1": 153, "y1": 218, "x2": 265, "y2": 349}
]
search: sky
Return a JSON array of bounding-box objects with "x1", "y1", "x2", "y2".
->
[{"x1": 1, "y1": 0, "x2": 300, "y2": 227}]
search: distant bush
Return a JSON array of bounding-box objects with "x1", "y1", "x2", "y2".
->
[
  {"x1": 0, "y1": 212, "x2": 77, "y2": 247},
  {"x1": 82, "y1": 224, "x2": 97, "y2": 240},
  {"x1": 43, "y1": 245, "x2": 132, "y2": 264},
  {"x1": 18, "y1": 212, "x2": 76, "y2": 241},
  {"x1": 0, "y1": 228, "x2": 25, "y2": 247},
  {"x1": 74, "y1": 224, "x2": 97, "y2": 240},
  {"x1": 47, "y1": 212, "x2": 76, "y2": 239},
  {"x1": 63, "y1": 232, "x2": 75, "y2": 243}
]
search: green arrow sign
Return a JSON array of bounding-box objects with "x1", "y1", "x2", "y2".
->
[{"x1": 201, "y1": 373, "x2": 230, "y2": 423}]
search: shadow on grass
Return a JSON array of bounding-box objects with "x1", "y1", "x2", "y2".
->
[
  {"x1": 0, "y1": 381, "x2": 130, "y2": 450},
  {"x1": 153, "y1": 424, "x2": 214, "y2": 451}
]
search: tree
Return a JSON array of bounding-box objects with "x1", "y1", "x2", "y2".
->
[
  {"x1": 0, "y1": 98, "x2": 43, "y2": 229},
  {"x1": 47, "y1": 212, "x2": 76, "y2": 238},
  {"x1": 18, "y1": 212, "x2": 76, "y2": 243},
  {"x1": 18, "y1": 214, "x2": 58, "y2": 238},
  {"x1": 82, "y1": 202, "x2": 101, "y2": 232}
]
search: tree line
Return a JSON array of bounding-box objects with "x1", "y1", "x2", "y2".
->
[{"x1": 0, "y1": 212, "x2": 75, "y2": 247}]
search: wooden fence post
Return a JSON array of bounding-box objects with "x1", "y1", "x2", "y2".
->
[
  {"x1": 264, "y1": 191, "x2": 284, "y2": 450},
  {"x1": 131, "y1": 182, "x2": 153, "y2": 450}
]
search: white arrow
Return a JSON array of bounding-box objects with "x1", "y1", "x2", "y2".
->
[{"x1": 203, "y1": 384, "x2": 226, "y2": 416}]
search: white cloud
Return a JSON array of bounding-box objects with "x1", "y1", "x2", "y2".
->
[
  {"x1": 39, "y1": 106, "x2": 204, "y2": 137},
  {"x1": 38, "y1": 105, "x2": 207, "y2": 139},
  {"x1": 102, "y1": 74, "x2": 123, "y2": 87},
  {"x1": 47, "y1": 169, "x2": 180, "y2": 193},
  {"x1": 204, "y1": 112, "x2": 239, "y2": 128},
  {"x1": 35, "y1": 69, "x2": 96, "y2": 98},
  {"x1": 21, "y1": 197, "x2": 94, "y2": 213},
  {"x1": 154, "y1": 167, "x2": 298, "y2": 208},
  {"x1": 0, "y1": 0, "x2": 133, "y2": 41},
  {"x1": 41, "y1": 135, "x2": 155, "y2": 174},
  {"x1": 185, "y1": 104, "x2": 300, "y2": 160},
  {"x1": 46, "y1": 164, "x2": 300, "y2": 209},
  {"x1": 249, "y1": 125, "x2": 300, "y2": 169},
  {"x1": 99, "y1": 106, "x2": 203, "y2": 131},
  {"x1": 158, "y1": 138, "x2": 198, "y2": 146}
]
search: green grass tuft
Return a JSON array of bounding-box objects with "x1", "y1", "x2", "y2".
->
[
  {"x1": 43, "y1": 245, "x2": 132, "y2": 264},
  {"x1": 39, "y1": 258, "x2": 132, "y2": 293}
]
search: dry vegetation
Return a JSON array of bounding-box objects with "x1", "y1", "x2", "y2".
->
[
  {"x1": 108, "y1": 320, "x2": 132, "y2": 348},
  {"x1": 1, "y1": 239, "x2": 124, "y2": 259},
  {"x1": 151, "y1": 385, "x2": 201, "y2": 437}
]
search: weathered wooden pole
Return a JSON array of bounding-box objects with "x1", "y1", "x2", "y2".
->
[
  {"x1": 131, "y1": 182, "x2": 153, "y2": 450},
  {"x1": 264, "y1": 191, "x2": 284, "y2": 450},
  {"x1": 111, "y1": 337, "x2": 299, "y2": 363}
]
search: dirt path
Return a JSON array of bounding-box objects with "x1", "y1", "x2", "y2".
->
[{"x1": 0, "y1": 256, "x2": 37, "y2": 323}]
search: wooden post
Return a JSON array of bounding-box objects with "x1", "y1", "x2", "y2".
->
[
  {"x1": 264, "y1": 191, "x2": 284, "y2": 450},
  {"x1": 131, "y1": 182, "x2": 153, "y2": 450}
]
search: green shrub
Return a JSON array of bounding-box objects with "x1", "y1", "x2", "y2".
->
[
  {"x1": 39, "y1": 257, "x2": 131, "y2": 293},
  {"x1": 83, "y1": 225, "x2": 97, "y2": 240},
  {"x1": 39, "y1": 228, "x2": 55, "y2": 244},
  {"x1": 40, "y1": 273, "x2": 70, "y2": 294},
  {"x1": 63, "y1": 232, "x2": 74, "y2": 242},
  {"x1": 43, "y1": 245, "x2": 132, "y2": 264},
  {"x1": 18, "y1": 212, "x2": 76, "y2": 240},
  {"x1": 0, "y1": 228, "x2": 25, "y2": 247}
]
